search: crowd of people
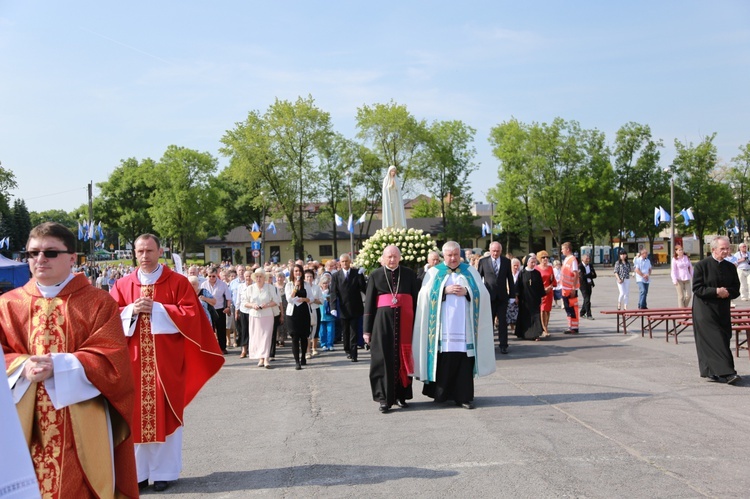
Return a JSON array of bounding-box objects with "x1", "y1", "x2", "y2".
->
[{"x1": 2, "y1": 220, "x2": 746, "y2": 497}]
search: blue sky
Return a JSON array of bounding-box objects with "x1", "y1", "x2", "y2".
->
[{"x1": 1, "y1": 1, "x2": 748, "y2": 213}]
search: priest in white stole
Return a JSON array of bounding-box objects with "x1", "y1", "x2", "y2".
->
[{"x1": 412, "y1": 241, "x2": 495, "y2": 409}]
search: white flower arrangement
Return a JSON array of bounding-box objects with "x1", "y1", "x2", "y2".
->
[{"x1": 355, "y1": 227, "x2": 439, "y2": 273}]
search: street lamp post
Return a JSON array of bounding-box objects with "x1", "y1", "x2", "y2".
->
[
  {"x1": 346, "y1": 170, "x2": 354, "y2": 257},
  {"x1": 665, "y1": 166, "x2": 675, "y2": 265},
  {"x1": 260, "y1": 191, "x2": 267, "y2": 265}
]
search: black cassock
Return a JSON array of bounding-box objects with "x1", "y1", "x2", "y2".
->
[
  {"x1": 363, "y1": 265, "x2": 420, "y2": 405},
  {"x1": 515, "y1": 268, "x2": 545, "y2": 340},
  {"x1": 692, "y1": 257, "x2": 740, "y2": 378}
]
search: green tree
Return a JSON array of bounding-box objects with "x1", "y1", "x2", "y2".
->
[
  {"x1": 420, "y1": 120, "x2": 478, "y2": 239},
  {"x1": 350, "y1": 144, "x2": 385, "y2": 240},
  {"x1": 410, "y1": 196, "x2": 441, "y2": 218},
  {"x1": 0, "y1": 162, "x2": 17, "y2": 213},
  {"x1": 212, "y1": 169, "x2": 261, "y2": 237},
  {"x1": 149, "y1": 146, "x2": 219, "y2": 253},
  {"x1": 673, "y1": 134, "x2": 732, "y2": 259},
  {"x1": 612, "y1": 122, "x2": 663, "y2": 248},
  {"x1": 355, "y1": 100, "x2": 426, "y2": 196},
  {"x1": 488, "y1": 118, "x2": 539, "y2": 251},
  {"x1": 267, "y1": 95, "x2": 331, "y2": 259},
  {"x1": 221, "y1": 97, "x2": 332, "y2": 260},
  {"x1": 532, "y1": 118, "x2": 588, "y2": 249},
  {"x1": 728, "y1": 141, "x2": 750, "y2": 238},
  {"x1": 7, "y1": 199, "x2": 32, "y2": 252},
  {"x1": 30, "y1": 209, "x2": 77, "y2": 229},
  {"x1": 574, "y1": 128, "x2": 616, "y2": 249},
  {"x1": 97, "y1": 158, "x2": 157, "y2": 264},
  {"x1": 317, "y1": 132, "x2": 354, "y2": 258}
]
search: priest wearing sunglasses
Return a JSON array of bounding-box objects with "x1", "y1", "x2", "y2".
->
[{"x1": 1, "y1": 222, "x2": 139, "y2": 498}]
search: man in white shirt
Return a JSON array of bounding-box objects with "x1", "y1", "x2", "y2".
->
[
  {"x1": 633, "y1": 248, "x2": 652, "y2": 309},
  {"x1": 201, "y1": 267, "x2": 233, "y2": 354}
]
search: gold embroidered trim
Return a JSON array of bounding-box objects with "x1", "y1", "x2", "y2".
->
[
  {"x1": 139, "y1": 284, "x2": 157, "y2": 443},
  {"x1": 29, "y1": 297, "x2": 66, "y2": 499}
]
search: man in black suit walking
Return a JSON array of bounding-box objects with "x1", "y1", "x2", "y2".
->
[
  {"x1": 477, "y1": 241, "x2": 515, "y2": 354},
  {"x1": 331, "y1": 253, "x2": 367, "y2": 362},
  {"x1": 579, "y1": 253, "x2": 597, "y2": 319}
]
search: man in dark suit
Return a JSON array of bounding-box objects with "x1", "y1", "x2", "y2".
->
[
  {"x1": 579, "y1": 253, "x2": 597, "y2": 319},
  {"x1": 477, "y1": 241, "x2": 515, "y2": 354},
  {"x1": 331, "y1": 253, "x2": 367, "y2": 362}
]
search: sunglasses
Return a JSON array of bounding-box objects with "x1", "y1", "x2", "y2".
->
[{"x1": 25, "y1": 250, "x2": 74, "y2": 259}]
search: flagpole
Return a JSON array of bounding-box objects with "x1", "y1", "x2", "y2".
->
[
  {"x1": 490, "y1": 202, "x2": 494, "y2": 244},
  {"x1": 88, "y1": 181, "x2": 94, "y2": 261}
]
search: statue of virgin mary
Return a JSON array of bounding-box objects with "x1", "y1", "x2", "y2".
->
[{"x1": 381, "y1": 165, "x2": 407, "y2": 229}]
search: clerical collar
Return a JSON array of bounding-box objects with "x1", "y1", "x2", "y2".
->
[
  {"x1": 138, "y1": 264, "x2": 164, "y2": 285},
  {"x1": 385, "y1": 265, "x2": 398, "y2": 272},
  {"x1": 447, "y1": 266, "x2": 459, "y2": 273},
  {"x1": 711, "y1": 254, "x2": 724, "y2": 263},
  {"x1": 37, "y1": 273, "x2": 75, "y2": 298}
]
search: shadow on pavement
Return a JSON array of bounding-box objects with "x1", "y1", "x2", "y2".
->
[
  {"x1": 478, "y1": 391, "x2": 650, "y2": 407},
  {"x1": 495, "y1": 342, "x2": 630, "y2": 360},
  {"x1": 165, "y1": 464, "x2": 458, "y2": 492}
]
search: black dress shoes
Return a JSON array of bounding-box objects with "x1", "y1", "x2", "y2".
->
[
  {"x1": 300, "y1": 357, "x2": 307, "y2": 366},
  {"x1": 378, "y1": 402, "x2": 390, "y2": 413},
  {"x1": 499, "y1": 347, "x2": 508, "y2": 354},
  {"x1": 138, "y1": 480, "x2": 149, "y2": 491},
  {"x1": 295, "y1": 362, "x2": 302, "y2": 370},
  {"x1": 396, "y1": 399, "x2": 409, "y2": 408},
  {"x1": 153, "y1": 481, "x2": 170, "y2": 492},
  {"x1": 351, "y1": 358, "x2": 358, "y2": 362},
  {"x1": 726, "y1": 374, "x2": 742, "y2": 385}
]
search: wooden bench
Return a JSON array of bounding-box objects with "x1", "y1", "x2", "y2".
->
[
  {"x1": 600, "y1": 308, "x2": 690, "y2": 336},
  {"x1": 644, "y1": 312, "x2": 692, "y2": 343}
]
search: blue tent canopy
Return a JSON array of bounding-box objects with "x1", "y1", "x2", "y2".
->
[{"x1": 0, "y1": 254, "x2": 30, "y2": 291}]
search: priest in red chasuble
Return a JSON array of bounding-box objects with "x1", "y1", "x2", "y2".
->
[
  {"x1": 110, "y1": 234, "x2": 223, "y2": 492},
  {"x1": 1, "y1": 222, "x2": 138, "y2": 499}
]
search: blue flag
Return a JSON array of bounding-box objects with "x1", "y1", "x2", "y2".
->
[
  {"x1": 659, "y1": 206, "x2": 670, "y2": 223},
  {"x1": 267, "y1": 221, "x2": 277, "y2": 235},
  {"x1": 347, "y1": 214, "x2": 354, "y2": 233},
  {"x1": 251, "y1": 221, "x2": 260, "y2": 232},
  {"x1": 334, "y1": 213, "x2": 343, "y2": 227},
  {"x1": 654, "y1": 207, "x2": 660, "y2": 227},
  {"x1": 77, "y1": 222, "x2": 83, "y2": 240}
]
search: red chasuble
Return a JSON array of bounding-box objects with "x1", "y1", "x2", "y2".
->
[
  {"x1": 110, "y1": 265, "x2": 224, "y2": 443},
  {"x1": 1, "y1": 274, "x2": 138, "y2": 499}
]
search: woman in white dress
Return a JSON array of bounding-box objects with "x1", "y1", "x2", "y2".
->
[
  {"x1": 244, "y1": 268, "x2": 278, "y2": 368},
  {"x1": 382, "y1": 165, "x2": 407, "y2": 229}
]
